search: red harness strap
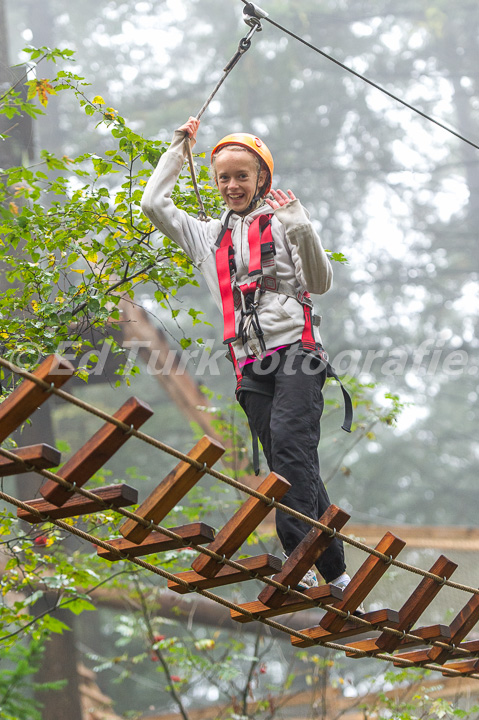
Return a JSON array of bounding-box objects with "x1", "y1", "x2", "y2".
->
[
  {"x1": 300, "y1": 294, "x2": 316, "y2": 351},
  {"x1": 215, "y1": 214, "x2": 274, "y2": 345},
  {"x1": 216, "y1": 241, "x2": 238, "y2": 344},
  {"x1": 215, "y1": 212, "x2": 316, "y2": 363},
  {"x1": 247, "y1": 214, "x2": 273, "y2": 276}
]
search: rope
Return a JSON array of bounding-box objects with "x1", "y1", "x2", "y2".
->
[
  {"x1": 4, "y1": 441, "x2": 472, "y2": 656},
  {"x1": 0, "y1": 372, "x2": 479, "y2": 668},
  {"x1": 1, "y1": 354, "x2": 479, "y2": 600},
  {"x1": 0, "y1": 445, "x2": 347, "y2": 612},
  {"x1": 184, "y1": 11, "x2": 263, "y2": 219},
  {"x1": 239, "y1": 1, "x2": 479, "y2": 152},
  {"x1": 2, "y1": 486, "x2": 478, "y2": 678}
]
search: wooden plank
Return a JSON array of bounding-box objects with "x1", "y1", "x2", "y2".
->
[
  {"x1": 400, "y1": 639, "x2": 479, "y2": 669},
  {"x1": 0, "y1": 354, "x2": 74, "y2": 443},
  {"x1": 17, "y1": 484, "x2": 138, "y2": 523},
  {"x1": 167, "y1": 554, "x2": 282, "y2": 594},
  {"x1": 96, "y1": 522, "x2": 216, "y2": 561},
  {"x1": 120, "y1": 435, "x2": 225, "y2": 544},
  {"x1": 374, "y1": 554, "x2": 457, "y2": 653},
  {"x1": 393, "y1": 625, "x2": 451, "y2": 667},
  {"x1": 359, "y1": 625, "x2": 452, "y2": 662},
  {"x1": 18, "y1": 484, "x2": 138, "y2": 523},
  {"x1": 0, "y1": 444, "x2": 61, "y2": 476},
  {"x1": 447, "y1": 639, "x2": 479, "y2": 656},
  {"x1": 290, "y1": 608, "x2": 400, "y2": 648},
  {"x1": 392, "y1": 631, "x2": 476, "y2": 667},
  {"x1": 231, "y1": 584, "x2": 344, "y2": 624},
  {"x1": 392, "y1": 648, "x2": 431, "y2": 665},
  {"x1": 39, "y1": 396, "x2": 154, "y2": 506},
  {"x1": 257, "y1": 505, "x2": 350, "y2": 609},
  {"x1": 397, "y1": 608, "x2": 479, "y2": 665},
  {"x1": 319, "y1": 532, "x2": 406, "y2": 634},
  {"x1": 440, "y1": 659, "x2": 479, "y2": 676},
  {"x1": 191, "y1": 472, "x2": 291, "y2": 579},
  {"x1": 395, "y1": 624, "x2": 451, "y2": 650},
  {"x1": 427, "y1": 594, "x2": 479, "y2": 665},
  {"x1": 345, "y1": 555, "x2": 457, "y2": 657}
]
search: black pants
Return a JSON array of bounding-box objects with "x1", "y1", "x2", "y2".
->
[{"x1": 238, "y1": 344, "x2": 346, "y2": 583}]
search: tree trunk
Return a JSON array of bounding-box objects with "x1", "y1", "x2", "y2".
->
[{"x1": 33, "y1": 594, "x2": 83, "y2": 720}]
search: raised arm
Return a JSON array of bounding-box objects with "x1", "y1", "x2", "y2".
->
[
  {"x1": 141, "y1": 117, "x2": 220, "y2": 264},
  {"x1": 268, "y1": 188, "x2": 333, "y2": 295}
]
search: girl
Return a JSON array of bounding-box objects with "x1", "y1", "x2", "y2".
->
[{"x1": 141, "y1": 116, "x2": 351, "y2": 592}]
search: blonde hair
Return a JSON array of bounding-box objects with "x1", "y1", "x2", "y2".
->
[{"x1": 211, "y1": 144, "x2": 262, "y2": 172}]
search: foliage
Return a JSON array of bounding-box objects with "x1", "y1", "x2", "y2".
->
[
  {"x1": 0, "y1": 46, "x2": 220, "y2": 381},
  {"x1": 361, "y1": 668, "x2": 479, "y2": 720},
  {"x1": 1, "y1": 0, "x2": 479, "y2": 713},
  {"x1": 0, "y1": 638, "x2": 65, "y2": 720}
]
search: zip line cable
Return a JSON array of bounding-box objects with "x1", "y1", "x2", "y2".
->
[
  {"x1": 240, "y1": 2, "x2": 479, "y2": 152},
  {"x1": 184, "y1": 12, "x2": 264, "y2": 219}
]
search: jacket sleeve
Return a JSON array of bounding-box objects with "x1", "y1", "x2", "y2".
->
[
  {"x1": 274, "y1": 199, "x2": 333, "y2": 295},
  {"x1": 141, "y1": 130, "x2": 220, "y2": 264}
]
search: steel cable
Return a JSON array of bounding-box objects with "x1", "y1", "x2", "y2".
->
[{"x1": 239, "y1": 1, "x2": 479, "y2": 152}]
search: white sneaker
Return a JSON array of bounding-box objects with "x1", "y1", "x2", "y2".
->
[
  {"x1": 283, "y1": 553, "x2": 319, "y2": 591},
  {"x1": 330, "y1": 572, "x2": 365, "y2": 615},
  {"x1": 330, "y1": 572, "x2": 351, "y2": 591},
  {"x1": 296, "y1": 567, "x2": 319, "y2": 591}
]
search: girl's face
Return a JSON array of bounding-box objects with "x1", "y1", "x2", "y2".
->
[{"x1": 214, "y1": 148, "x2": 267, "y2": 213}]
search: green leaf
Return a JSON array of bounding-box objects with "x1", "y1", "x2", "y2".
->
[
  {"x1": 42, "y1": 615, "x2": 71, "y2": 634},
  {"x1": 63, "y1": 598, "x2": 96, "y2": 615}
]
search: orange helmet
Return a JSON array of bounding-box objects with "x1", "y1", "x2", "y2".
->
[{"x1": 211, "y1": 133, "x2": 274, "y2": 196}]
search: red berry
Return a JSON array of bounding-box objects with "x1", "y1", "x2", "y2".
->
[
  {"x1": 34, "y1": 535, "x2": 48, "y2": 546},
  {"x1": 170, "y1": 675, "x2": 182, "y2": 682}
]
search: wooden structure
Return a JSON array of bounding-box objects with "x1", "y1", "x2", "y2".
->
[{"x1": 3, "y1": 354, "x2": 479, "y2": 679}]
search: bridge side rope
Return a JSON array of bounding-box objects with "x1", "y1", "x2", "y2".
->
[
  {"x1": 2, "y1": 440, "x2": 475, "y2": 663},
  {"x1": 239, "y1": 1, "x2": 479, "y2": 152},
  {"x1": 2, "y1": 354, "x2": 479, "y2": 677},
  {"x1": 0, "y1": 354, "x2": 477, "y2": 598},
  {"x1": 2, "y1": 356, "x2": 479, "y2": 681},
  {"x1": 0, "y1": 486, "x2": 477, "y2": 680}
]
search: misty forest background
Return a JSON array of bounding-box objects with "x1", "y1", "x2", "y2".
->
[{"x1": 1, "y1": 0, "x2": 479, "y2": 717}]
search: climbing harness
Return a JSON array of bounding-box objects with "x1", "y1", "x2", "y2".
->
[
  {"x1": 214, "y1": 210, "x2": 353, "y2": 473},
  {"x1": 184, "y1": 3, "x2": 268, "y2": 220},
  {"x1": 180, "y1": 2, "x2": 358, "y2": 469}
]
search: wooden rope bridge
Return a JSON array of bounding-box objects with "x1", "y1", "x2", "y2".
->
[{"x1": 1, "y1": 354, "x2": 479, "y2": 678}]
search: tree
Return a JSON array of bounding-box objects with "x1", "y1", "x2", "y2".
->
[
  {"x1": 0, "y1": 46, "x2": 214, "y2": 374},
  {"x1": 3, "y1": 0, "x2": 479, "y2": 715}
]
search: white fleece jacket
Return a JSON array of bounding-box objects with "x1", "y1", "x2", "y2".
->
[{"x1": 141, "y1": 130, "x2": 333, "y2": 360}]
